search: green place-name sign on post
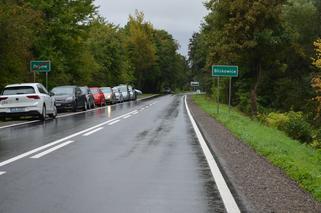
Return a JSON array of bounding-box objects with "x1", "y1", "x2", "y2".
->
[
  {"x1": 30, "y1": 61, "x2": 51, "y2": 73},
  {"x1": 212, "y1": 65, "x2": 238, "y2": 77}
]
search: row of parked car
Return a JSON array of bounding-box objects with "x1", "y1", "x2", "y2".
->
[{"x1": 0, "y1": 83, "x2": 142, "y2": 121}]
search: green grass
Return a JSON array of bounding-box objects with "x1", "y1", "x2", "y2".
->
[{"x1": 192, "y1": 95, "x2": 321, "y2": 202}]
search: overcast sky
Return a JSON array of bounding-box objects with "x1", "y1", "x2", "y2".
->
[{"x1": 94, "y1": 0, "x2": 208, "y2": 56}]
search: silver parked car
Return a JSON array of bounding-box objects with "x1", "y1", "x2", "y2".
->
[
  {"x1": 112, "y1": 87, "x2": 123, "y2": 103},
  {"x1": 80, "y1": 86, "x2": 95, "y2": 109},
  {"x1": 116, "y1": 85, "x2": 130, "y2": 101},
  {"x1": 128, "y1": 85, "x2": 137, "y2": 101}
]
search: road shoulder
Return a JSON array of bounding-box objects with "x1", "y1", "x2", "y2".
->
[{"x1": 187, "y1": 95, "x2": 321, "y2": 213}]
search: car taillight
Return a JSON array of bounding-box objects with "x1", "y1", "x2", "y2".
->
[
  {"x1": 0, "y1": 97, "x2": 8, "y2": 101},
  {"x1": 27, "y1": 95, "x2": 40, "y2": 99}
]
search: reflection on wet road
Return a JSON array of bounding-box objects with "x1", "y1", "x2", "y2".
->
[{"x1": 0, "y1": 95, "x2": 226, "y2": 213}]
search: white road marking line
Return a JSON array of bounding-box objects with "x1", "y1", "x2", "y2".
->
[
  {"x1": 123, "y1": 115, "x2": 132, "y2": 119},
  {"x1": 0, "y1": 96, "x2": 157, "y2": 130},
  {"x1": 132, "y1": 112, "x2": 138, "y2": 115},
  {"x1": 0, "y1": 171, "x2": 6, "y2": 176},
  {"x1": 83, "y1": 127, "x2": 104, "y2": 136},
  {"x1": 30, "y1": 141, "x2": 75, "y2": 159},
  {"x1": 0, "y1": 121, "x2": 39, "y2": 130},
  {"x1": 0, "y1": 110, "x2": 137, "y2": 168},
  {"x1": 184, "y1": 96, "x2": 240, "y2": 213},
  {"x1": 108, "y1": 120, "x2": 120, "y2": 126}
]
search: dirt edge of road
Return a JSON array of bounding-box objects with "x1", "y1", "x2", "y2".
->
[{"x1": 187, "y1": 96, "x2": 321, "y2": 213}]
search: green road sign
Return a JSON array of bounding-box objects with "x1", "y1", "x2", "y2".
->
[
  {"x1": 30, "y1": 61, "x2": 51, "y2": 73},
  {"x1": 212, "y1": 65, "x2": 238, "y2": 77}
]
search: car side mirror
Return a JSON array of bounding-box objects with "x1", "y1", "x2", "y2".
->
[{"x1": 49, "y1": 92, "x2": 55, "y2": 96}]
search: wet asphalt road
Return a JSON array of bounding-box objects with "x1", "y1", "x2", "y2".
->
[{"x1": 0, "y1": 95, "x2": 225, "y2": 213}]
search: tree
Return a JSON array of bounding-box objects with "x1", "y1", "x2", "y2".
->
[
  {"x1": 87, "y1": 18, "x2": 133, "y2": 86},
  {"x1": 202, "y1": 0, "x2": 288, "y2": 115},
  {"x1": 124, "y1": 11, "x2": 156, "y2": 91},
  {"x1": 26, "y1": 0, "x2": 97, "y2": 87},
  {"x1": 312, "y1": 39, "x2": 321, "y2": 123},
  {"x1": 0, "y1": 1, "x2": 42, "y2": 88}
]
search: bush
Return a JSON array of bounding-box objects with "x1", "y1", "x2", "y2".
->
[
  {"x1": 261, "y1": 111, "x2": 313, "y2": 143},
  {"x1": 265, "y1": 112, "x2": 289, "y2": 131},
  {"x1": 283, "y1": 111, "x2": 313, "y2": 143}
]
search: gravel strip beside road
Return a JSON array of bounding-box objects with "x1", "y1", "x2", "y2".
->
[{"x1": 187, "y1": 96, "x2": 321, "y2": 213}]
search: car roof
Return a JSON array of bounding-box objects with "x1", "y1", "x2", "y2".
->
[{"x1": 5, "y1": 83, "x2": 41, "y2": 88}]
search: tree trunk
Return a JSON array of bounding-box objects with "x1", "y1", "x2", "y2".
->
[{"x1": 250, "y1": 63, "x2": 261, "y2": 116}]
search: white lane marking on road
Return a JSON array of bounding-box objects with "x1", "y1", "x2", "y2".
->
[
  {"x1": 0, "y1": 171, "x2": 6, "y2": 176},
  {"x1": 0, "y1": 121, "x2": 39, "y2": 130},
  {"x1": 0, "y1": 96, "x2": 158, "y2": 130},
  {"x1": 132, "y1": 111, "x2": 138, "y2": 115},
  {"x1": 123, "y1": 115, "x2": 132, "y2": 119},
  {"x1": 184, "y1": 96, "x2": 240, "y2": 213},
  {"x1": 108, "y1": 120, "x2": 120, "y2": 126},
  {"x1": 30, "y1": 141, "x2": 75, "y2": 159},
  {"x1": 83, "y1": 127, "x2": 104, "y2": 136},
  {"x1": 0, "y1": 110, "x2": 137, "y2": 168}
]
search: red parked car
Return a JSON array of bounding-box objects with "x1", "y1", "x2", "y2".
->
[{"x1": 89, "y1": 87, "x2": 106, "y2": 107}]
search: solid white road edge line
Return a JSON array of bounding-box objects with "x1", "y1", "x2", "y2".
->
[
  {"x1": 0, "y1": 96, "x2": 159, "y2": 130},
  {"x1": 108, "y1": 120, "x2": 120, "y2": 126},
  {"x1": 0, "y1": 171, "x2": 6, "y2": 176},
  {"x1": 0, "y1": 121, "x2": 39, "y2": 130},
  {"x1": 184, "y1": 95, "x2": 241, "y2": 213},
  {"x1": 30, "y1": 140, "x2": 75, "y2": 159},
  {"x1": 0, "y1": 109, "x2": 137, "y2": 168},
  {"x1": 83, "y1": 127, "x2": 104, "y2": 136}
]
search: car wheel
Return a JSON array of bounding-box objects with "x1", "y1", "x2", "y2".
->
[
  {"x1": 39, "y1": 105, "x2": 46, "y2": 121},
  {"x1": 49, "y1": 106, "x2": 57, "y2": 119}
]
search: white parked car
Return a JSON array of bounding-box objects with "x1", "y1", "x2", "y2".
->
[{"x1": 0, "y1": 83, "x2": 57, "y2": 121}]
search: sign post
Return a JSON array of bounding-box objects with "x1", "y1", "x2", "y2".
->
[
  {"x1": 30, "y1": 61, "x2": 51, "y2": 89},
  {"x1": 190, "y1": 81, "x2": 200, "y2": 92},
  {"x1": 212, "y1": 65, "x2": 239, "y2": 114}
]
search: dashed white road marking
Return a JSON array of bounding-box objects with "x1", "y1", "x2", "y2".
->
[
  {"x1": 123, "y1": 115, "x2": 132, "y2": 119},
  {"x1": 108, "y1": 120, "x2": 120, "y2": 126},
  {"x1": 0, "y1": 171, "x2": 6, "y2": 176},
  {"x1": 0, "y1": 109, "x2": 137, "y2": 168},
  {"x1": 30, "y1": 141, "x2": 75, "y2": 159},
  {"x1": 184, "y1": 95, "x2": 240, "y2": 213},
  {"x1": 83, "y1": 127, "x2": 104, "y2": 136}
]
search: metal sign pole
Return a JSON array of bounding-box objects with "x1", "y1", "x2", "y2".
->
[
  {"x1": 229, "y1": 77, "x2": 232, "y2": 113},
  {"x1": 217, "y1": 76, "x2": 220, "y2": 114},
  {"x1": 33, "y1": 71, "x2": 36, "y2": 83},
  {"x1": 46, "y1": 72, "x2": 48, "y2": 90}
]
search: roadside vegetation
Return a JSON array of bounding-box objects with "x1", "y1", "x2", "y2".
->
[
  {"x1": 192, "y1": 95, "x2": 321, "y2": 202},
  {"x1": 189, "y1": 0, "x2": 321, "y2": 151},
  {"x1": 0, "y1": 1, "x2": 189, "y2": 93}
]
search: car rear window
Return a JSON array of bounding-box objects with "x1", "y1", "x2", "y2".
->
[
  {"x1": 51, "y1": 87, "x2": 74, "y2": 95},
  {"x1": 90, "y1": 88, "x2": 99, "y2": 94},
  {"x1": 80, "y1": 87, "x2": 87, "y2": 94},
  {"x1": 101, "y1": 87, "x2": 112, "y2": 93},
  {"x1": 2, "y1": 86, "x2": 35, "y2": 95}
]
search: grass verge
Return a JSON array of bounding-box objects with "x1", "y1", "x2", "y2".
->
[{"x1": 192, "y1": 95, "x2": 321, "y2": 202}]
